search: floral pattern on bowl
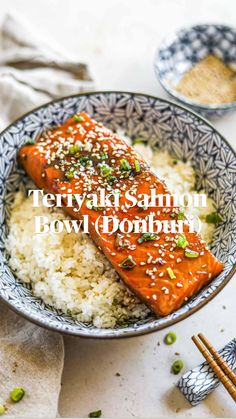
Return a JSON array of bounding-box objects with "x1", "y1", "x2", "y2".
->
[{"x1": 0, "y1": 92, "x2": 235, "y2": 338}]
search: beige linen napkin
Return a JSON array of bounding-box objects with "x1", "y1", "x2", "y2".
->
[
  {"x1": 0, "y1": 13, "x2": 94, "y2": 130},
  {"x1": 0, "y1": 304, "x2": 64, "y2": 418},
  {"x1": 0, "y1": 13, "x2": 94, "y2": 417}
]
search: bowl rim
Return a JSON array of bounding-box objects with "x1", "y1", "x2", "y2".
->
[
  {"x1": 154, "y1": 23, "x2": 236, "y2": 111},
  {"x1": 0, "y1": 90, "x2": 236, "y2": 339}
]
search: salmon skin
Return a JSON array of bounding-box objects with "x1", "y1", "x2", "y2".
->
[{"x1": 18, "y1": 112, "x2": 223, "y2": 317}]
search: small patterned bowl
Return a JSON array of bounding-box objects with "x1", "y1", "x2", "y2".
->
[
  {"x1": 0, "y1": 92, "x2": 235, "y2": 338},
  {"x1": 154, "y1": 24, "x2": 236, "y2": 118}
]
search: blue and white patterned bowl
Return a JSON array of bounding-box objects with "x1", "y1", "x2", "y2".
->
[
  {"x1": 0, "y1": 92, "x2": 235, "y2": 338},
  {"x1": 154, "y1": 24, "x2": 236, "y2": 118}
]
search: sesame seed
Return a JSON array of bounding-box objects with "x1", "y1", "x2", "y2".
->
[{"x1": 161, "y1": 287, "x2": 169, "y2": 295}]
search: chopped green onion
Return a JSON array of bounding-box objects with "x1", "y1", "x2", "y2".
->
[
  {"x1": 79, "y1": 156, "x2": 89, "y2": 166},
  {"x1": 0, "y1": 405, "x2": 5, "y2": 415},
  {"x1": 23, "y1": 139, "x2": 35, "y2": 146},
  {"x1": 170, "y1": 213, "x2": 176, "y2": 219},
  {"x1": 133, "y1": 138, "x2": 143, "y2": 145},
  {"x1": 92, "y1": 206, "x2": 104, "y2": 211},
  {"x1": 10, "y1": 387, "x2": 25, "y2": 403},
  {"x1": 106, "y1": 175, "x2": 117, "y2": 185},
  {"x1": 164, "y1": 332, "x2": 177, "y2": 345},
  {"x1": 100, "y1": 165, "x2": 113, "y2": 177},
  {"x1": 205, "y1": 212, "x2": 223, "y2": 224},
  {"x1": 65, "y1": 168, "x2": 75, "y2": 179},
  {"x1": 167, "y1": 267, "x2": 176, "y2": 280},
  {"x1": 120, "y1": 171, "x2": 130, "y2": 178},
  {"x1": 178, "y1": 210, "x2": 184, "y2": 220},
  {"x1": 89, "y1": 410, "x2": 102, "y2": 418},
  {"x1": 134, "y1": 160, "x2": 141, "y2": 173},
  {"x1": 74, "y1": 114, "x2": 84, "y2": 122},
  {"x1": 176, "y1": 234, "x2": 188, "y2": 249},
  {"x1": 137, "y1": 232, "x2": 156, "y2": 244},
  {"x1": 119, "y1": 255, "x2": 136, "y2": 270},
  {"x1": 185, "y1": 248, "x2": 199, "y2": 258},
  {"x1": 86, "y1": 200, "x2": 103, "y2": 211},
  {"x1": 99, "y1": 151, "x2": 108, "y2": 160},
  {"x1": 120, "y1": 158, "x2": 131, "y2": 171},
  {"x1": 69, "y1": 143, "x2": 80, "y2": 155},
  {"x1": 171, "y1": 360, "x2": 184, "y2": 375},
  {"x1": 118, "y1": 315, "x2": 129, "y2": 327},
  {"x1": 69, "y1": 146, "x2": 76, "y2": 155}
]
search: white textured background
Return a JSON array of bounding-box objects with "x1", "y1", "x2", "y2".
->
[{"x1": 1, "y1": 0, "x2": 236, "y2": 417}]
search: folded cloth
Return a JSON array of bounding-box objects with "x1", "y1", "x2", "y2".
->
[
  {"x1": 0, "y1": 13, "x2": 94, "y2": 131},
  {"x1": 0, "y1": 13, "x2": 94, "y2": 417},
  {"x1": 0, "y1": 304, "x2": 64, "y2": 418},
  {"x1": 178, "y1": 338, "x2": 236, "y2": 406}
]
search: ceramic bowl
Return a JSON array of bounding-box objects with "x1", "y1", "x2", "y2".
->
[
  {"x1": 0, "y1": 92, "x2": 235, "y2": 338},
  {"x1": 154, "y1": 24, "x2": 236, "y2": 118}
]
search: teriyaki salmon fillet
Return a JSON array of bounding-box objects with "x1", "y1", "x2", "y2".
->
[{"x1": 18, "y1": 112, "x2": 223, "y2": 316}]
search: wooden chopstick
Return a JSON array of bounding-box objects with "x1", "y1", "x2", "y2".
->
[
  {"x1": 198, "y1": 333, "x2": 236, "y2": 387},
  {"x1": 192, "y1": 335, "x2": 236, "y2": 402}
]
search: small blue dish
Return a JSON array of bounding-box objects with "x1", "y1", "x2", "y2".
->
[{"x1": 154, "y1": 24, "x2": 236, "y2": 118}]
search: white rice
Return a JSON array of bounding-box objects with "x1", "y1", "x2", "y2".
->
[{"x1": 5, "y1": 144, "x2": 216, "y2": 328}]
